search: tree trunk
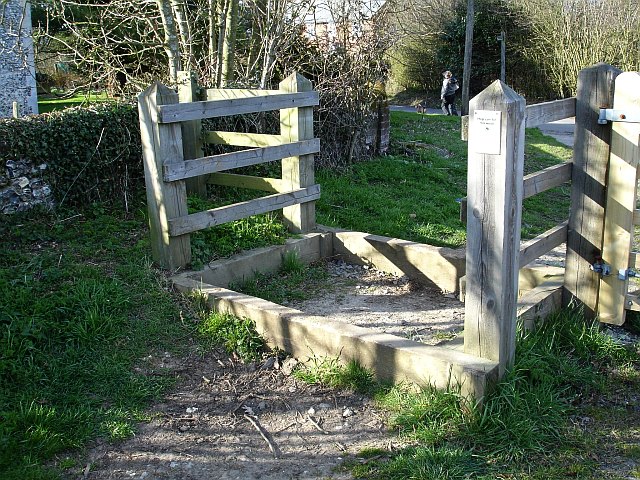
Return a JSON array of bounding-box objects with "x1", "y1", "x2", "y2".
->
[
  {"x1": 170, "y1": 0, "x2": 194, "y2": 71},
  {"x1": 208, "y1": 0, "x2": 217, "y2": 82},
  {"x1": 155, "y1": 0, "x2": 181, "y2": 83},
  {"x1": 221, "y1": 0, "x2": 238, "y2": 86},
  {"x1": 215, "y1": 0, "x2": 229, "y2": 87}
]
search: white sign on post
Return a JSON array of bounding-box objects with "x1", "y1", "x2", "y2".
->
[{"x1": 472, "y1": 110, "x2": 502, "y2": 155}]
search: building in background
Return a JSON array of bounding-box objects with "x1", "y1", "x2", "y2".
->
[{"x1": 0, "y1": 0, "x2": 38, "y2": 117}]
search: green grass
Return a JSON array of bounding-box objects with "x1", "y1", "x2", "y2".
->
[
  {"x1": 294, "y1": 357, "x2": 381, "y2": 396},
  {"x1": 196, "y1": 311, "x2": 266, "y2": 361},
  {"x1": 37, "y1": 91, "x2": 113, "y2": 113},
  {"x1": 317, "y1": 111, "x2": 572, "y2": 246},
  {"x1": 229, "y1": 252, "x2": 329, "y2": 305},
  {"x1": 345, "y1": 309, "x2": 640, "y2": 479},
  {"x1": 187, "y1": 196, "x2": 289, "y2": 268},
  {"x1": 2, "y1": 110, "x2": 633, "y2": 479},
  {"x1": 0, "y1": 204, "x2": 189, "y2": 479}
]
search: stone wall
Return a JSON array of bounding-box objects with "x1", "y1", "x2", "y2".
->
[
  {"x1": 0, "y1": 158, "x2": 53, "y2": 214},
  {"x1": 0, "y1": 0, "x2": 38, "y2": 118}
]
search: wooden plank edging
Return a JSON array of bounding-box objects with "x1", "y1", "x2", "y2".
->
[{"x1": 172, "y1": 276, "x2": 499, "y2": 400}]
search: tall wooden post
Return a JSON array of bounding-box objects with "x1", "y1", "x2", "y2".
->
[
  {"x1": 279, "y1": 72, "x2": 316, "y2": 233},
  {"x1": 461, "y1": 0, "x2": 474, "y2": 116},
  {"x1": 563, "y1": 63, "x2": 620, "y2": 318},
  {"x1": 138, "y1": 82, "x2": 191, "y2": 270},
  {"x1": 464, "y1": 80, "x2": 525, "y2": 377},
  {"x1": 597, "y1": 72, "x2": 640, "y2": 325},
  {"x1": 178, "y1": 71, "x2": 207, "y2": 198}
]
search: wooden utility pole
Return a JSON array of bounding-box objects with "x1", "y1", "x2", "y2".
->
[
  {"x1": 461, "y1": 0, "x2": 474, "y2": 115},
  {"x1": 497, "y1": 31, "x2": 505, "y2": 82}
]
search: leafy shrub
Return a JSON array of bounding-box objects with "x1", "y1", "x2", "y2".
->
[{"x1": 0, "y1": 103, "x2": 143, "y2": 208}]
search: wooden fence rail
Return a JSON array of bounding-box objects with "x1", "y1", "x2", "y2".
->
[{"x1": 138, "y1": 72, "x2": 320, "y2": 270}]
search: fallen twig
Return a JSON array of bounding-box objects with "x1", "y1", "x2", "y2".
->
[
  {"x1": 244, "y1": 414, "x2": 282, "y2": 458},
  {"x1": 306, "y1": 414, "x2": 328, "y2": 434}
]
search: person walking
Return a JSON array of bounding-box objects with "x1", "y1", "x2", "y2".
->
[{"x1": 440, "y1": 71, "x2": 459, "y2": 116}]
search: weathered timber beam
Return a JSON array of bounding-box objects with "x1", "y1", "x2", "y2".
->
[
  {"x1": 519, "y1": 221, "x2": 568, "y2": 269},
  {"x1": 158, "y1": 91, "x2": 319, "y2": 123},
  {"x1": 204, "y1": 131, "x2": 283, "y2": 147},
  {"x1": 164, "y1": 139, "x2": 320, "y2": 181},
  {"x1": 168, "y1": 185, "x2": 321, "y2": 236}
]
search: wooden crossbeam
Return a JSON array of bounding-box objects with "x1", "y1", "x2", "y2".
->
[
  {"x1": 207, "y1": 173, "x2": 287, "y2": 192},
  {"x1": 168, "y1": 185, "x2": 321, "y2": 236},
  {"x1": 205, "y1": 88, "x2": 281, "y2": 99},
  {"x1": 163, "y1": 139, "x2": 320, "y2": 181},
  {"x1": 459, "y1": 162, "x2": 572, "y2": 224},
  {"x1": 158, "y1": 91, "x2": 319, "y2": 123},
  {"x1": 204, "y1": 131, "x2": 283, "y2": 147},
  {"x1": 523, "y1": 163, "x2": 572, "y2": 198},
  {"x1": 525, "y1": 98, "x2": 576, "y2": 128},
  {"x1": 519, "y1": 221, "x2": 568, "y2": 268}
]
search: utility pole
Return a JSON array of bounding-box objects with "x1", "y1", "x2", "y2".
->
[
  {"x1": 497, "y1": 31, "x2": 506, "y2": 82},
  {"x1": 462, "y1": 0, "x2": 474, "y2": 115}
]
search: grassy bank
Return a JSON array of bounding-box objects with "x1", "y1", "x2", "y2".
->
[{"x1": 316, "y1": 112, "x2": 572, "y2": 246}]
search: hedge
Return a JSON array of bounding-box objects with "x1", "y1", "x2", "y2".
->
[{"x1": 0, "y1": 103, "x2": 143, "y2": 208}]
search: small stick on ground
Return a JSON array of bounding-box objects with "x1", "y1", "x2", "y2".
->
[
  {"x1": 244, "y1": 414, "x2": 282, "y2": 458},
  {"x1": 306, "y1": 414, "x2": 328, "y2": 434}
]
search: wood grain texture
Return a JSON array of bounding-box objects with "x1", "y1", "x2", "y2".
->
[
  {"x1": 598, "y1": 72, "x2": 640, "y2": 325},
  {"x1": 138, "y1": 82, "x2": 191, "y2": 270},
  {"x1": 525, "y1": 98, "x2": 576, "y2": 128},
  {"x1": 163, "y1": 139, "x2": 320, "y2": 181},
  {"x1": 158, "y1": 91, "x2": 319, "y2": 123},
  {"x1": 178, "y1": 71, "x2": 207, "y2": 197},
  {"x1": 207, "y1": 173, "x2": 287, "y2": 192},
  {"x1": 522, "y1": 162, "x2": 572, "y2": 198},
  {"x1": 279, "y1": 72, "x2": 317, "y2": 233},
  {"x1": 205, "y1": 88, "x2": 281, "y2": 99},
  {"x1": 519, "y1": 222, "x2": 568, "y2": 268},
  {"x1": 464, "y1": 80, "x2": 525, "y2": 376},
  {"x1": 168, "y1": 185, "x2": 321, "y2": 236},
  {"x1": 562, "y1": 63, "x2": 621, "y2": 318},
  {"x1": 204, "y1": 131, "x2": 283, "y2": 147}
]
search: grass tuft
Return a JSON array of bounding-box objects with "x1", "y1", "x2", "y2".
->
[
  {"x1": 197, "y1": 312, "x2": 265, "y2": 361},
  {"x1": 294, "y1": 357, "x2": 380, "y2": 395}
]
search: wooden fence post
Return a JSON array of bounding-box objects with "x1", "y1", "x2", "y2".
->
[
  {"x1": 178, "y1": 71, "x2": 207, "y2": 198},
  {"x1": 562, "y1": 63, "x2": 621, "y2": 318},
  {"x1": 464, "y1": 80, "x2": 525, "y2": 377},
  {"x1": 597, "y1": 72, "x2": 640, "y2": 325},
  {"x1": 279, "y1": 72, "x2": 316, "y2": 233},
  {"x1": 138, "y1": 82, "x2": 191, "y2": 270}
]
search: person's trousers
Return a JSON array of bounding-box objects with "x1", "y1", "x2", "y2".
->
[{"x1": 441, "y1": 94, "x2": 457, "y2": 116}]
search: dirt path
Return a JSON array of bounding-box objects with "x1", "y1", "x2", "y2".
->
[
  {"x1": 75, "y1": 261, "x2": 459, "y2": 479},
  {"x1": 77, "y1": 347, "x2": 403, "y2": 480},
  {"x1": 286, "y1": 260, "x2": 465, "y2": 346}
]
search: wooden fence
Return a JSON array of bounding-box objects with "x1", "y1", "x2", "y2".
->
[
  {"x1": 138, "y1": 72, "x2": 320, "y2": 270},
  {"x1": 464, "y1": 63, "x2": 640, "y2": 374}
]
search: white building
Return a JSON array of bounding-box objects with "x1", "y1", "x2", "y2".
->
[{"x1": 0, "y1": 0, "x2": 38, "y2": 117}]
